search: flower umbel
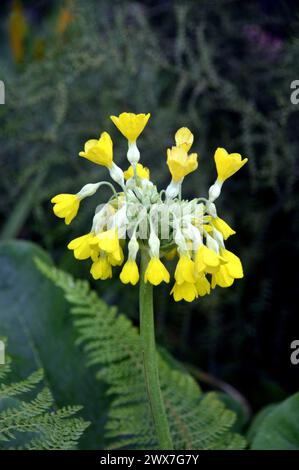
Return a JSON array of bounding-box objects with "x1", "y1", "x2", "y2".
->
[{"x1": 51, "y1": 112, "x2": 248, "y2": 302}]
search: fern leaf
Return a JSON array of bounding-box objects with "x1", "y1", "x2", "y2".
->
[{"x1": 36, "y1": 258, "x2": 246, "y2": 450}]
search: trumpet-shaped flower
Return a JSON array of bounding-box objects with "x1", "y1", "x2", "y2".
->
[
  {"x1": 214, "y1": 147, "x2": 248, "y2": 182},
  {"x1": 171, "y1": 281, "x2": 198, "y2": 302},
  {"x1": 90, "y1": 255, "x2": 112, "y2": 280},
  {"x1": 108, "y1": 245, "x2": 124, "y2": 266},
  {"x1": 110, "y1": 112, "x2": 150, "y2": 142},
  {"x1": 196, "y1": 274, "x2": 211, "y2": 297},
  {"x1": 124, "y1": 163, "x2": 150, "y2": 180},
  {"x1": 174, "y1": 255, "x2": 196, "y2": 284},
  {"x1": 89, "y1": 229, "x2": 120, "y2": 254},
  {"x1": 144, "y1": 257, "x2": 170, "y2": 286},
  {"x1": 51, "y1": 194, "x2": 80, "y2": 225},
  {"x1": 67, "y1": 233, "x2": 95, "y2": 260},
  {"x1": 120, "y1": 260, "x2": 139, "y2": 285},
  {"x1": 212, "y1": 217, "x2": 236, "y2": 240},
  {"x1": 167, "y1": 146, "x2": 198, "y2": 182},
  {"x1": 175, "y1": 127, "x2": 194, "y2": 152},
  {"x1": 79, "y1": 132, "x2": 113, "y2": 168},
  {"x1": 195, "y1": 245, "x2": 225, "y2": 274}
]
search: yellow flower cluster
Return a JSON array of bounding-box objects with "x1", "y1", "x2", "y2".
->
[{"x1": 51, "y1": 112, "x2": 248, "y2": 302}]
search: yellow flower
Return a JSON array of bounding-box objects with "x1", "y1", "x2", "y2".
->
[
  {"x1": 211, "y1": 249, "x2": 243, "y2": 288},
  {"x1": 174, "y1": 255, "x2": 196, "y2": 284},
  {"x1": 171, "y1": 281, "x2": 198, "y2": 302},
  {"x1": 124, "y1": 163, "x2": 150, "y2": 180},
  {"x1": 51, "y1": 194, "x2": 80, "y2": 225},
  {"x1": 221, "y1": 249, "x2": 243, "y2": 278},
  {"x1": 214, "y1": 147, "x2": 248, "y2": 182},
  {"x1": 108, "y1": 245, "x2": 124, "y2": 266},
  {"x1": 175, "y1": 127, "x2": 194, "y2": 152},
  {"x1": 89, "y1": 228, "x2": 120, "y2": 254},
  {"x1": 144, "y1": 257, "x2": 170, "y2": 285},
  {"x1": 212, "y1": 217, "x2": 236, "y2": 240},
  {"x1": 110, "y1": 112, "x2": 150, "y2": 142},
  {"x1": 79, "y1": 132, "x2": 113, "y2": 168},
  {"x1": 195, "y1": 245, "x2": 225, "y2": 274},
  {"x1": 120, "y1": 260, "x2": 139, "y2": 285},
  {"x1": 90, "y1": 255, "x2": 112, "y2": 280},
  {"x1": 167, "y1": 146, "x2": 198, "y2": 182},
  {"x1": 67, "y1": 233, "x2": 95, "y2": 260},
  {"x1": 196, "y1": 274, "x2": 211, "y2": 296}
]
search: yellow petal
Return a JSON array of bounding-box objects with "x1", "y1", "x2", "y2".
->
[
  {"x1": 171, "y1": 281, "x2": 198, "y2": 302},
  {"x1": 144, "y1": 257, "x2": 170, "y2": 285},
  {"x1": 120, "y1": 260, "x2": 139, "y2": 285},
  {"x1": 175, "y1": 127, "x2": 194, "y2": 152},
  {"x1": 124, "y1": 163, "x2": 150, "y2": 180},
  {"x1": 110, "y1": 112, "x2": 150, "y2": 142},
  {"x1": 212, "y1": 217, "x2": 236, "y2": 240},
  {"x1": 167, "y1": 147, "x2": 198, "y2": 182},
  {"x1": 79, "y1": 132, "x2": 113, "y2": 168},
  {"x1": 214, "y1": 147, "x2": 248, "y2": 182},
  {"x1": 174, "y1": 255, "x2": 196, "y2": 284}
]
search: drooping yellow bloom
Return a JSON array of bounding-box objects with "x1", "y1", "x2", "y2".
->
[
  {"x1": 167, "y1": 147, "x2": 198, "y2": 182},
  {"x1": 195, "y1": 245, "x2": 225, "y2": 274},
  {"x1": 124, "y1": 163, "x2": 150, "y2": 180},
  {"x1": 211, "y1": 249, "x2": 243, "y2": 288},
  {"x1": 9, "y1": 0, "x2": 27, "y2": 63},
  {"x1": 51, "y1": 194, "x2": 80, "y2": 225},
  {"x1": 67, "y1": 233, "x2": 95, "y2": 260},
  {"x1": 212, "y1": 217, "x2": 236, "y2": 240},
  {"x1": 89, "y1": 229, "x2": 120, "y2": 254},
  {"x1": 171, "y1": 281, "x2": 198, "y2": 302},
  {"x1": 108, "y1": 245, "x2": 124, "y2": 266},
  {"x1": 196, "y1": 274, "x2": 211, "y2": 297},
  {"x1": 214, "y1": 147, "x2": 248, "y2": 182},
  {"x1": 110, "y1": 112, "x2": 150, "y2": 142},
  {"x1": 175, "y1": 127, "x2": 194, "y2": 152},
  {"x1": 120, "y1": 260, "x2": 139, "y2": 285},
  {"x1": 144, "y1": 257, "x2": 170, "y2": 286},
  {"x1": 90, "y1": 255, "x2": 112, "y2": 280},
  {"x1": 221, "y1": 249, "x2": 243, "y2": 278},
  {"x1": 79, "y1": 132, "x2": 113, "y2": 168},
  {"x1": 174, "y1": 255, "x2": 196, "y2": 284}
]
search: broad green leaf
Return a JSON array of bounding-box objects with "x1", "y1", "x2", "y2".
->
[
  {"x1": 249, "y1": 392, "x2": 299, "y2": 449},
  {"x1": 0, "y1": 240, "x2": 107, "y2": 449}
]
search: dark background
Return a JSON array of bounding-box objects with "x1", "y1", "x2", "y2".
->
[{"x1": 0, "y1": 0, "x2": 299, "y2": 418}]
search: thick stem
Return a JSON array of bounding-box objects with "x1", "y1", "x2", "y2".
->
[{"x1": 139, "y1": 251, "x2": 174, "y2": 450}]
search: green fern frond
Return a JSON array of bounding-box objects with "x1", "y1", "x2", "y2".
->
[
  {"x1": 36, "y1": 258, "x2": 246, "y2": 450},
  {"x1": 0, "y1": 363, "x2": 89, "y2": 449}
]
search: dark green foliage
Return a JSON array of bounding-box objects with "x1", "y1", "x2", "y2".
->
[
  {"x1": 0, "y1": 359, "x2": 89, "y2": 450},
  {"x1": 36, "y1": 257, "x2": 246, "y2": 450},
  {"x1": 248, "y1": 393, "x2": 299, "y2": 449}
]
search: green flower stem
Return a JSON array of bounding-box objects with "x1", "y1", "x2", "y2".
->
[{"x1": 139, "y1": 250, "x2": 174, "y2": 450}]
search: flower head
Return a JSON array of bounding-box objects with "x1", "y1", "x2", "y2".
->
[
  {"x1": 79, "y1": 132, "x2": 113, "y2": 168},
  {"x1": 51, "y1": 112, "x2": 247, "y2": 303},
  {"x1": 110, "y1": 112, "x2": 150, "y2": 142},
  {"x1": 214, "y1": 147, "x2": 248, "y2": 182}
]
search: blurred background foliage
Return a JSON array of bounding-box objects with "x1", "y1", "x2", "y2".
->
[{"x1": 0, "y1": 0, "x2": 299, "y2": 420}]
